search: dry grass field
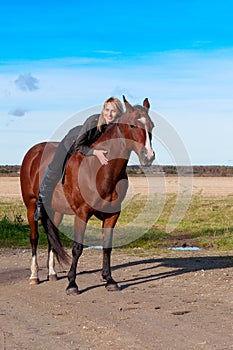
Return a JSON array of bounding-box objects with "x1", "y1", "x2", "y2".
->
[{"x1": 1, "y1": 176, "x2": 233, "y2": 203}]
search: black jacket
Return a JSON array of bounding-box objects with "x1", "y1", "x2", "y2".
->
[{"x1": 63, "y1": 114, "x2": 103, "y2": 156}]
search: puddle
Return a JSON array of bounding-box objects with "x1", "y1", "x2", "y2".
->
[
  {"x1": 85, "y1": 246, "x2": 103, "y2": 249},
  {"x1": 86, "y1": 246, "x2": 202, "y2": 251},
  {"x1": 167, "y1": 247, "x2": 201, "y2": 251}
]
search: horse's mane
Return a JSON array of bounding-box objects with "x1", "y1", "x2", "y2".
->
[
  {"x1": 134, "y1": 105, "x2": 147, "y2": 111},
  {"x1": 90, "y1": 122, "x2": 119, "y2": 149}
]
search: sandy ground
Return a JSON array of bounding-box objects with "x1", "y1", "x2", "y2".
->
[
  {"x1": 1, "y1": 248, "x2": 233, "y2": 350},
  {"x1": 1, "y1": 176, "x2": 233, "y2": 349}
]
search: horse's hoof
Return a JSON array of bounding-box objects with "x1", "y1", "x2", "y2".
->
[
  {"x1": 100, "y1": 274, "x2": 106, "y2": 282},
  {"x1": 48, "y1": 274, "x2": 58, "y2": 281},
  {"x1": 66, "y1": 286, "x2": 79, "y2": 295},
  {"x1": 29, "y1": 278, "x2": 40, "y2": 285},
  {"x1": 105, "y1": 283, "x2": 120, "y2": 292}
]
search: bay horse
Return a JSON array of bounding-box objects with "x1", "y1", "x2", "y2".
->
[{"x1": 20, "y1": 97, "x2": 155, "y2": 294}]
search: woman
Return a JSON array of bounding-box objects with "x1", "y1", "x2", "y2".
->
[{"x1": 34, "y1": 97, "x2": 124, "y2": 220}]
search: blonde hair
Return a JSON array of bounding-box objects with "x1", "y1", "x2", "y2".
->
[{"x1": 97, "y1": 97, "x2": 124, "y2": 131}]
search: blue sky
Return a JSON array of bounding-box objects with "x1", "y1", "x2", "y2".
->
[{"x1": 1, "y1": 0, "x2": 233, "y2": 165}]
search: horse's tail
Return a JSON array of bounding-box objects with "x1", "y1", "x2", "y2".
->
[{"x1": 41, "y1": 207, "x2": 70, "y2": 264}]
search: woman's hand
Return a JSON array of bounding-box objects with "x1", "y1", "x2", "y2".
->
[{"x1": 93, "y1": 149, "x2": 108, "y2": 165}]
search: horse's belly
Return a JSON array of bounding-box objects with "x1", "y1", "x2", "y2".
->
[{"x1": 51, "y1": 185, "x2": 74, "y2": 215}]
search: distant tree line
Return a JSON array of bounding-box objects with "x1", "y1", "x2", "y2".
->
[
  {"x1": 0, "y1": 165, "x2": 20, "y2": 176},
  {"x1": 1, "y1": 164, "x2": 233, "y2": 177},
  {"x1": 127, "y1": 165, "x2": 233, "y2": 177}
]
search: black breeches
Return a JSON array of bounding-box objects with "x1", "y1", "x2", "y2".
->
[{"x1": 48, "y1": 140, "x2": 68, "y2": 176}]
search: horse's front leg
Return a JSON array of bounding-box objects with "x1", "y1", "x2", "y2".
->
[
  {"x1": 102, "y1": 247, "x2": 120, "y2": 291},
  {"x1": 102, "y1": 214, "x2": 120, "y2": 291},
  {"x1": 66, "y1": 241, "x2": 83, "y2": 295},
  {"x1": 66, "y1": 214, "x2": 87, "y2": 295}
]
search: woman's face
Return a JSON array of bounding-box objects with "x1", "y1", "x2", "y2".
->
[{"x1": 102, "y1": 102, "x2": 118, "y2": 124}]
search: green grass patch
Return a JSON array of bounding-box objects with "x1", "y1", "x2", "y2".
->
[
  {"x1": 0, "y1": 215, "x2": 73, "y2": 249},
  {"x1": 125, "y1": 193, "x2": 233, "y2": 250},
  {"x1": 0, "y1": 202, "x2": 73, "y2": 248}
]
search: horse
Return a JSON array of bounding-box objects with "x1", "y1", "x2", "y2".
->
[{"x1": 20, "y1": 96, "x2": 155, "y2": 293}]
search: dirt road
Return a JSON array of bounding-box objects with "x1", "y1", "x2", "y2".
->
[
  {"x1": 1, "y1": 176, "x2": 233, "y2": 349},
  {"x1": 1, "y1": 248, "x2": 233, "y2": 350}
]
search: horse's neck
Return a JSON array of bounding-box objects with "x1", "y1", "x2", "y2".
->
[
  {"x1": 108, "y1": 158, "x2": 128, "y2": 180},
  {"x1": 98, "y1": 158, "x2": 128, "y2": 197},
  {"x1": 94, "y1": 123, "x2": 119, "y2": 143},
  {"x1": 94, "y1": 124, "x2": 130, "y2": 162},
  {"x1": 90, "y1": 123, "x2": 130, "y2": 187}
]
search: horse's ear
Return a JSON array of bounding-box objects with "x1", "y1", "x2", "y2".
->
[
  {"x1": 143, "y1": 98, "x2": 150, "y2": 110},
  {"x1": 123, "y1": 95, "x2": 134, "y2": 112}
]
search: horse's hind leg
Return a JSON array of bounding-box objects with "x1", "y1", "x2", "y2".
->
[
  {"x1": 27, "y1": 200, "x2": 40, "y2": 284},
  {"x1": 47, "y1": 244, "x2": 58, "y2": 281},
  {"x1": 47, "y1": 212, "x2": 63, "y2": 281}
]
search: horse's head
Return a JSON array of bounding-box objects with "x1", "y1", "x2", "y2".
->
[{"x1": 119, "y1": 96, "x2": 155, "y2": 166}]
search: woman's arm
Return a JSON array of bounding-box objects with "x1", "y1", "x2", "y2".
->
[
  {"x1": 74, "y1": 115, "x2": 108, "y2": 164},
  {"x1": 74, "y1": 115, "x2": 99, "y2": 156}
]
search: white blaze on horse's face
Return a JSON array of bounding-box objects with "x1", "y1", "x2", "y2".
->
[{"x1": 138, "y1": 117, "x2": 154, "y2": 160}]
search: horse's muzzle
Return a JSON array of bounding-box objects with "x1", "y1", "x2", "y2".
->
[{"x1": 139, "y1": 147, "x2": 155, "y2": 167}]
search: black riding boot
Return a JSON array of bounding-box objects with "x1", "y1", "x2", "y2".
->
[
  {"x1": 34, "y1": 167, "x2": 60, "y2": 221},
  {"x1": 34, "y1": 136, "x2": 76, "y2": 221}
]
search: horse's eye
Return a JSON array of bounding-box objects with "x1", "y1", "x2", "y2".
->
[{"x1": 130, "y1": 124, "x2": 135, "y2": 128}]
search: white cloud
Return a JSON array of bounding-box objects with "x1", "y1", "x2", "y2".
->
[
  {"x1": 14, "y1": 73, "x2": 39, "y2": 91},
  {"x1": 9, "y1": 108, "x2": 28, "y2": 117}
]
